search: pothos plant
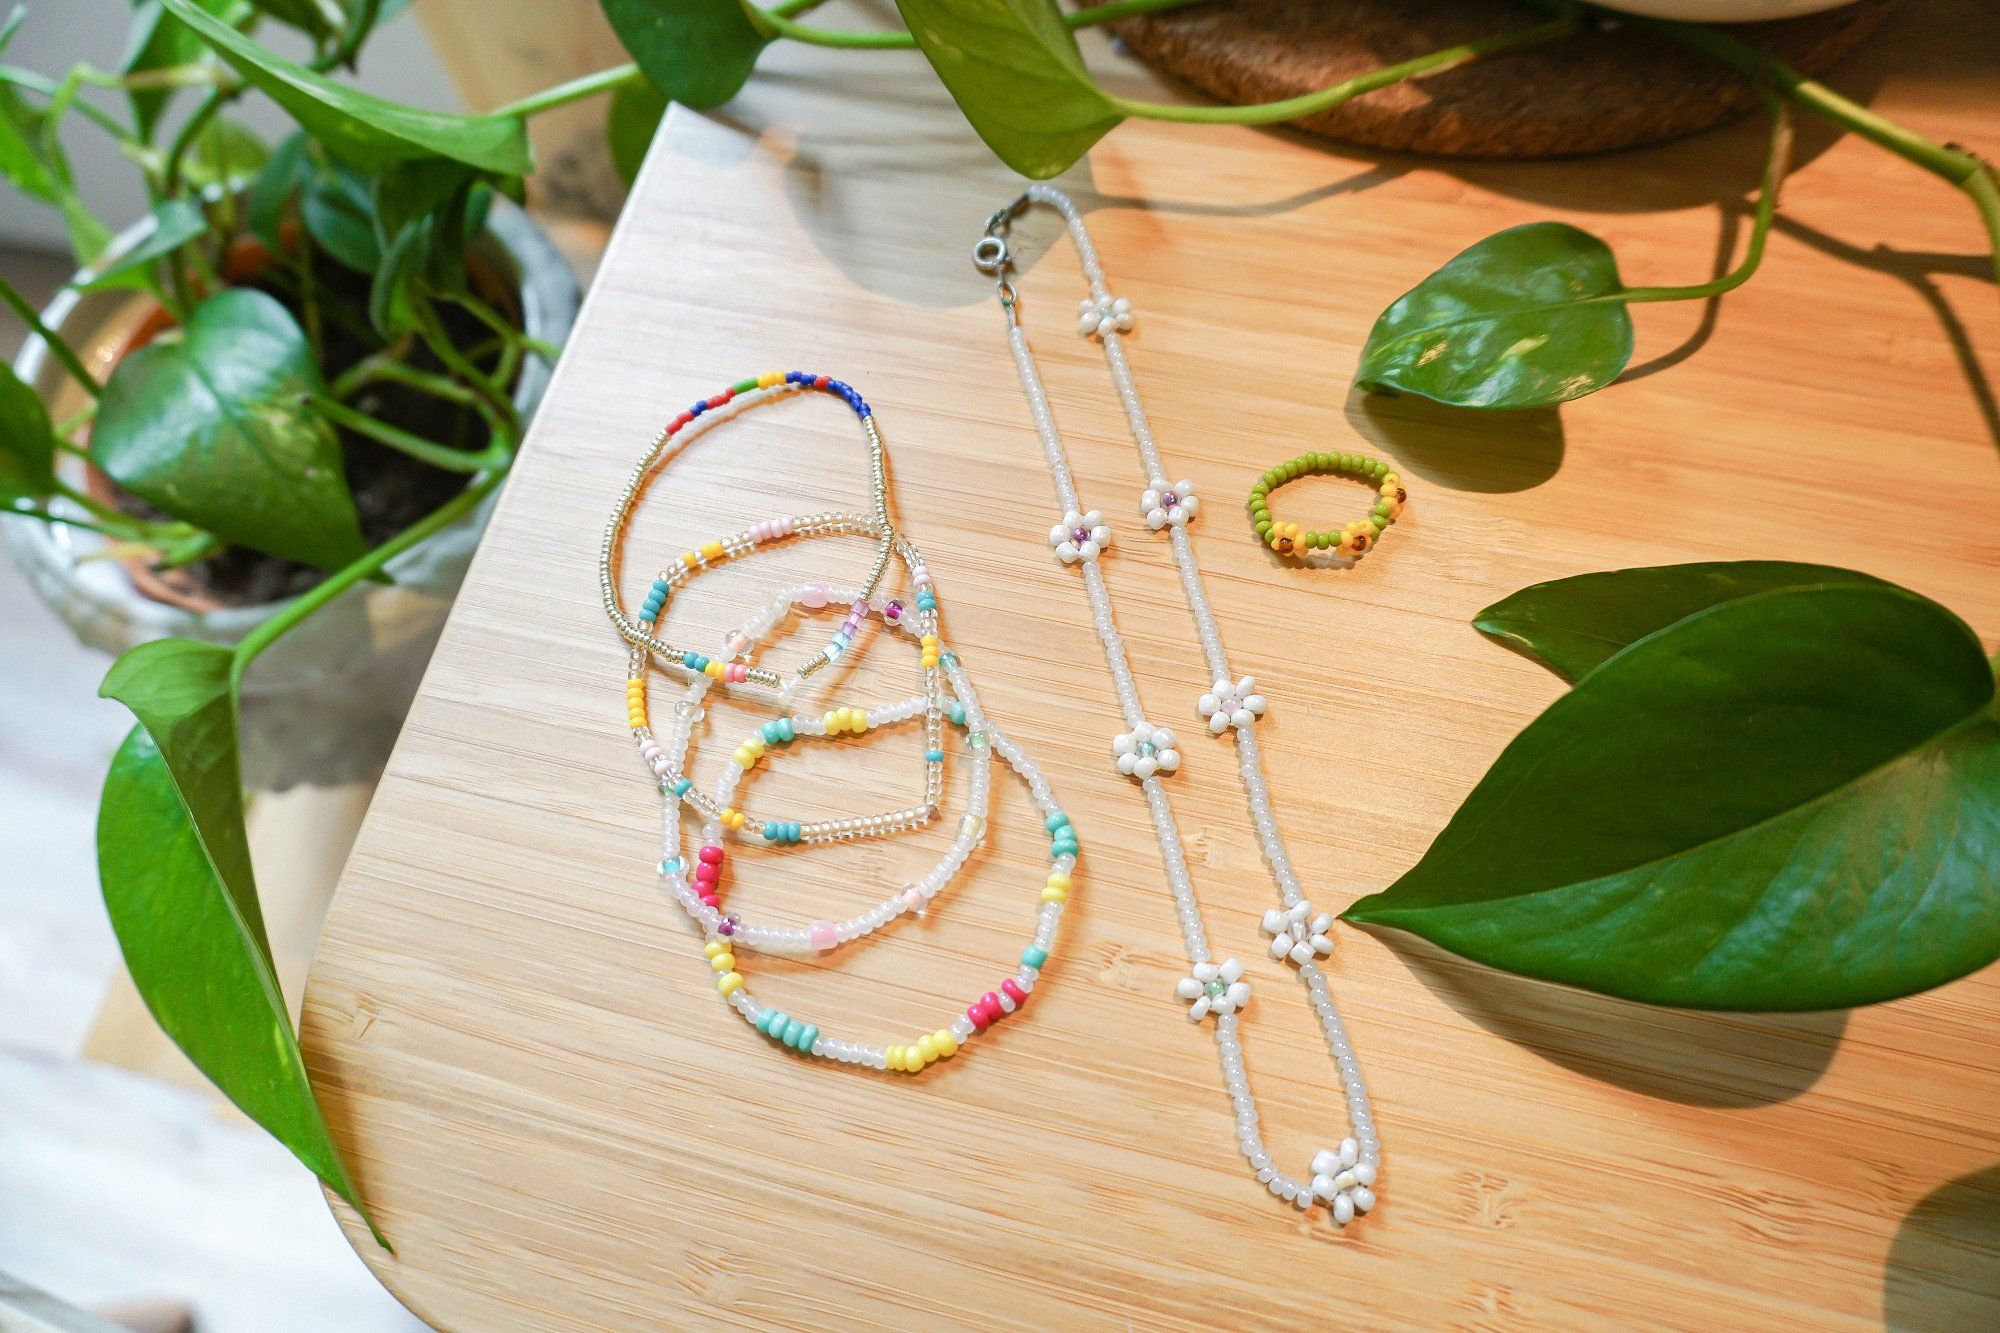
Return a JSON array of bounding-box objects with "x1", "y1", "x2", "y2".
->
[{"x1": 0, "y1": 0, "x2": 649, "y2": 1244}]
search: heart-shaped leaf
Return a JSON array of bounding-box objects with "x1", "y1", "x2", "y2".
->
[
  {"x1": 598, "y1": 0, "x2": 770, "y2": 109},
  {"x1": 91, "y1": 287, "x2": 366, "y2": 570},
  {"x1": 159, "y1": 0, "x2": 532, "y2": 175},
  {"x1": 180, "y1": 118, "x2": 269, "y2": 192},
  {"x1": 1345, "y1": 580, "x2": 2000, "y2": 1010},
  {"x1": 1476, "y1": 560, "x2": 1894, "y2": 682},
  {"x1": 99, "y1": 640, "x2": 380, "y2": 1243},
  {"x1": 77, "y1": 199, "x2": 208, "y2": 294},
  {"x1": 606, "y1": 76, "x2": 666, "y2": 187},
  {"x1": 0, "y1": 360, "x2": 60, "y2": 507},
  {"x1": 894, "y1": 0, "x2": 1123, "y2": 179},
  {"x1": 1359, "y1": 222, "x2": 1633, "y2": 410}
]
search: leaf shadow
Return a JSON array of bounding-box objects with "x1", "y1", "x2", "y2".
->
[
  {"x1": 1342, "y1": 381, "x2": 1564, "y2": 494},
  {"x1": 1369, "y1": 929, "x2": 1848, "y2": 1108},
  {"x1": 1769, "y1": 215, "x2": 2000, "y2": 461},
  {"x1": 1884, "y1": 1163, "x2": 2000, "y2": 1331}
]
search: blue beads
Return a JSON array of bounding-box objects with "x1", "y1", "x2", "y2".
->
[
  {"x1": 796, "y1": 1024, "x2": 818, "y2": 1052},
  {"x1": 659, "y1": 857, "x2": 683, "y2": 877},
  {"x1": 641, "y1": 578, "x2": 669, "y2": 622},
  {"x1": 671, "y1": 777, "x2": 693, "y2": 797},
  {"x1": 761, "y1": 718, "x2": 796, "y2": 746},
  {"x1": 681, "y1": 649, "x2": 701, "y2": 669},
  {"x1": 925, "y1": 748, "x2": 944, "y2": 763},
  {"x1": 762, "y1": 820, "x2": 802, "y2": 844},
  {"x1": 757, "y1": 1009, "x2": 816, "y2": 1052},
  {"x1": 1022, "y1": 945, "x2": 1048, "y2": 969},
  {"x1": 948, "y1": 702, "x2": 967, "y2": 727},
  {"x1": 1047, "y1": 812, "x2": 1079, "y2": 859},
  {"x1": 917, "y1": 589, "x2": 937, "y2": 613}
]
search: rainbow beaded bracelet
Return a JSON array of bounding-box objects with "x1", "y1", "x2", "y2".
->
[{"x1": 1247, "y1": 452, "x2": 1407, "y2": 560}]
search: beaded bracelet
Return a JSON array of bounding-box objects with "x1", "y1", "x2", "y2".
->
[{"x1": 1246, "y1": 452, "x2": 1407, "y2": 560}]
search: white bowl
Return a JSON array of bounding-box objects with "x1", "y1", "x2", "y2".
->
[{"x1": 1591, "y1": 0, "x2": 1856, "y2": 19}]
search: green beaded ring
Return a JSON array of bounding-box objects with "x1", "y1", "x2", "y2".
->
[{"x1": 1246, "y1": 451, "x2": 1407, "y2": 560}]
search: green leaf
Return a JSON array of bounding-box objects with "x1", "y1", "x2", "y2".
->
[
  {"x1": 367, "y1": 216, "x2": 427, "y2": 334},
  {"x1": 91, "y1": 287, "x2": 366, "y2": 570},
  {"x1": 1345, "y1": 581, "x2": 2000, "y2": 1010},
  {"x1": 0, "y1": 80, "x2": 57, "y2": 201},
  {"x1": 122, "y1": 0, "x2": 250, "y2": 141},
  {"x1": 606, "y1": 75, "x2": 664, "y2": 187},
  {"x1": 0, "y1": 359, "x2": 60, "y2": 507},
  {"x1": 299, "y1": 155, "x2": 379, "y2": 271},
  {"x1": 180, "y1": 117, "x2": 269, "y2": 192},
  {"x1": 244, "y1": 129, "x2": 310, "y2": 247},
  {"x1": 246, "y1": 0, "x2": 335, "y2": 38},
  {"x1": 894, "y1": 0, "x2": 1123, "y2": 179},
  {"x1": 1359, "y1": 222, "x2": 1634, "y2": 410},
  {"x1": 1475, "y1": 560, "x2": 1894, "y2": 683},
  {"x1": 98, "y1": 641, "x2": 380, "y2": 1243},
  {"x1": 598, "y1": 0, "x2": 769, "y2": 109},
  {"x1": 77, "y1": 199, "x2": 208, "y2": 294},
  {"x1": 158, "y1": 0, "x2": 532, "y2": 175}
]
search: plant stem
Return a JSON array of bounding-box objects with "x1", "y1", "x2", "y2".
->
[
  {"x1": 1521, "y1": 1, "x2": 2000, "y2": 289},
  {"x1": 0, "y1": 278, "x2": 102, "y2": 398},
  {"x1": 231, "y1": 470, "x2": 504, "y2": 684},
  {"x1": 1108, "y1": 13, "x2": 1582, "y2": 124},
  {"x1": 307, "y1": 394, "x2": 514, "y2": 472},
  {"x1": 1622, "y1": 96, "x2": 1792, "y2": 305},
  {"x1": 494, "y1": 63, "x2": 644, "y2": 119},
  {"x1": 768, "y1": 0, "x2": 1210, "y2": 51}
]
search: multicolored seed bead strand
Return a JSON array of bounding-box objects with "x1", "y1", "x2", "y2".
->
[
  {"x1": 1248, "y1": 452, "x2": 1407, "y2": 560},
  {"x1": 977, "y1": 185, "x2": 1382, "y2": 1226},
  {"x1": 604, "y1": 374, "x2": 1075, "y2": 1077}
]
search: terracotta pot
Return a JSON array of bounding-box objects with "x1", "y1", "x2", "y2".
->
[{"x1": 3, "y1": 199, "x2": 580, "y2": 790}]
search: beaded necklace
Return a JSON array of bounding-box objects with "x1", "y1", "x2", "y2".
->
[
  {"x1": 604, "y1": 374, "x2": 1076, "y2": 1073},
  {"x1": 976, "y1": 187, "x2": 1381, "y2": 1224}
]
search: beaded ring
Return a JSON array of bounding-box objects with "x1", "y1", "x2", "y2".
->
[{"x1": 1246, "y1": 452, "x2": 1407, "y2": 560}]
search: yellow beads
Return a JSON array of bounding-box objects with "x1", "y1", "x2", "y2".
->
[
  {"x1": 703, "y1": 659, "x2": 725, "y2": 678},
  {"x1": 1043, "y1": 870, "x2": 1070, "y2": 904},
  {"x1": 681, "y1": 550, "x2": 700, "y2": 570},
  {"x1": 1267, "y1": 520, "x2": 1303, "y2": 557},
  {"x1": 625, "y1": 679, "x2": 647, "y2": 730},
  {"x1": 700, "y1": 540, "x2": 725, "y2": 562},
  {"x1": 887, "y1": 1028, "x2": 961, "y2": 1072},
  {"x1": 920, "y1": 633, "x2": 940, "y2": 668},
  {"x1": 709, "y1": 938, "x2": 744, "y2": 995},
  {"x1": 703, "y1": 941, "x2": 727, "y2": 959},
  {"x1": 716, "y1": 971, "x2": 744, "y2": 996},
  {"x1": 709, "y1": 951, "x2": 736, "y2": 973},
  {"x1": 720, "y1": 806, "x2": 746, "y2": 830},
  {"x1": 733, "y1": 736, "x2": 767, "y2": 769},
  {"x1": 823, "y1": 706, "x2": 869, "y2": 735},
  {"x1": 755, "y1": 370, "x2": 785, "y2": 390}
]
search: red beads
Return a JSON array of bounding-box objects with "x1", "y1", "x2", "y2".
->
[{"x1": 1001, "y1": 979, "x2": 1027, "y2": 1007}]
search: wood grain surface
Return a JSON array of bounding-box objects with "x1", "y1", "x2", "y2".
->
[{"x1": 301, "y1": 5, "x2": 2000, "y2": 1328}]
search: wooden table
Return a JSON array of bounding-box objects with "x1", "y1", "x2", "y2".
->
[{"x1": 302, "y1": 7, "x2": 2000, "y2": 1327}]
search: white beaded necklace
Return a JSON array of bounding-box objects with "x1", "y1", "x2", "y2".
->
[{"x1": 975, "y1": 186, "x2": 1381, "y2": 1224}]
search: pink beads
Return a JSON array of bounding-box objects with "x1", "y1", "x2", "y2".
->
[
  {"x1": 724, "y1": 663, "x2": 748, "y2": 683},
  {"x1": 810, "y1": 920, "x2": 838, "y2": 952},
  {"x1": 801, "y1": 583, "x2": 829, "y2": 609},
  {"x1": 745, "y1": 517, "x2": 795, "y2": 544},
  {"x1": 693, "y1": 843, "x2": 724, "y2": 909},
  {"x1": 1001, "y1": 979, "x2": 1028, "y2": 1007}
]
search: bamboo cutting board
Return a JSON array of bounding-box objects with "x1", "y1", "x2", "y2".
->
[{"x1": 301, "y1": 6, "x2": 2000, "y2": 1327}]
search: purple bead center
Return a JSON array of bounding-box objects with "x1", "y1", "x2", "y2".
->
[
  {"x1": 1071, "y1": 526, "x2": 1091, "y2": 544},
  {"x1": 718, "y1": 915, "x2": 739, "y2": 937},
  {"x1": 1161, "y1": 492, "x2": 1179, "y2": 508},
  {"x1": 885, "y1": 599, "x2": 904, "y2": 620}
]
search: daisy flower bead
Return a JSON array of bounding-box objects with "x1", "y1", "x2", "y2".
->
[
  {"x1": 1111, "y1": 722, "x2": 1181, "y2": 780},
  {"x1": 1048, "y1": 509, "x2": 1112, "y2": 564},
  {"x1": 1140, "y1": 478, "x2": 1198, "y2": 530},
  {"x1": 1077, "y1": 293, "x2": 1134, "y2": 339},
  {"x1": 1199, "y1": 675, "x2": 1268, "y2": 734},
  {"x1": 1263, "y1": 900, "x2": 1334, "y2": 966},
  {"x1": 1310, "y1": 1140, "x2": 1377, "y2": 1224},
  {"x1": 1176, "y1": 957, "x2": 1250, "y2": 1021}
]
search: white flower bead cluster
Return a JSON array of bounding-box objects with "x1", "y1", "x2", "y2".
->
[
  {"x1": 1263, "y1": 900, "x2": 1334, "y2": 966},
  {"x1": 1309, "y1": 1139, "x2": 1378, "y2": 1225},
  {"x1": 1139, "y1": 478, "x2": 1198, "y2": 530},
  {"x1": 1198, "y1": 675, "x2": 1267, "y2": 734},
  {"x1": 1176, "y1": 957, "x2": 1250, "y2": 1021},
  {"x1": 1077, "y1": 293, "x2": 1134, "y2": 339},
  {"x1": 1047, "y1": 508, "x2": 1112, "y2": 564},
  {"x1": 1110, "y1": 721, "x2": 1181, "y2": 780}
]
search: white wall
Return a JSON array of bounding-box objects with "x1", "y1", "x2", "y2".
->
[{"x1": 1, "y1": 0, "x2": 461, "y2": 255}]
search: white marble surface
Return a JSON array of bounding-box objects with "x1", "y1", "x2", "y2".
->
[{"x1": 0, "y1": 247, "x2": 422, "y2": 1330}]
